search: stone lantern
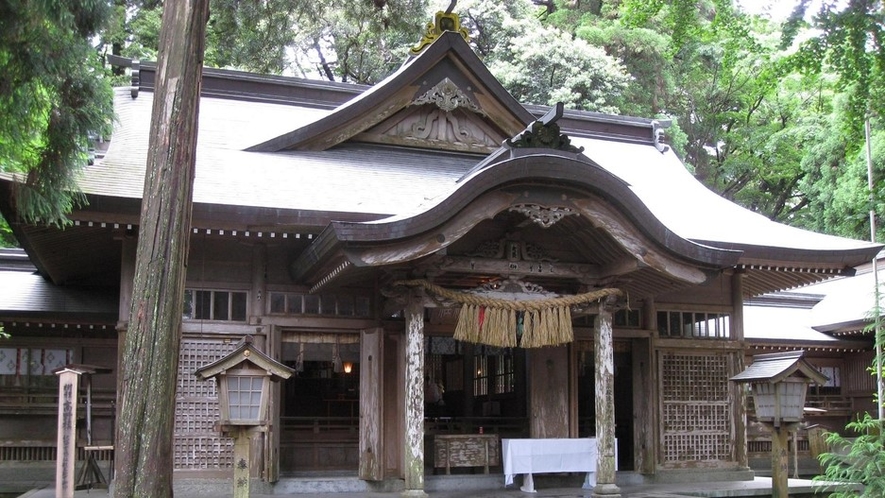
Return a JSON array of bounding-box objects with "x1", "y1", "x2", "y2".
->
[
  {"x1": 730, "y1": 350, "x2": 827, "y2": 498},
  {"x1": 195, "y1": 336, "x2": 294, "y2": 498}
]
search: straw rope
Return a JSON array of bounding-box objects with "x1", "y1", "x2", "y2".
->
[{"x1": 393, "y1": 279, "x2": 623, "y2": 348}]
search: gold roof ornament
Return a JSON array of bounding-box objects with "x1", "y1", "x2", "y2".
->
[{"x1": 410, "y1": 1, "x2": 470, "y2": 55}]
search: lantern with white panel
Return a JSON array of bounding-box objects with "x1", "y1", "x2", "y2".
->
[
  {"x1": 730, "y1": 350, "x2": 827, "y2": 498},
  {"x1": 195, "y1": 336, "x2": 294, "y2": 498}
]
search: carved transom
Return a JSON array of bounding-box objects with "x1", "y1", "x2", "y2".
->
[
  {"x1": 412, "y1": 78, "x2": 483, "y2": 114},
  {"x1": 466, "y1": 238, "x2": 556, "y2": 262},
  {"x1": 477, "y1": 277, "x2": 552, "y2": 297},
  {"x1": 509, "y1": 204, "x2": 576, "y2": 228}
]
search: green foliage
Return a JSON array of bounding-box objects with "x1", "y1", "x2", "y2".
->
[
  {"x1": 814, "y1": 413, "x2": 885, "y2": 497},
  {"x1": 119, "y1": 6, "x2": 162, "y2": 62},
  {"x1": 488, "y1": 25, "x2": 631, "y2": 113},
  {"x1": 0, "y1": 0, "x2": 114, "y2": 226},
  {"x1": 576, "y1": 22, "x2": 672, "y2": 117},
  {"x1": 0, "y1": 215, "x2": 14, "y2": 248},
  {"x1": 206, "y1": 0, "x2": 294, "y2": 74},
  {"x1": 454, "y1": 0, "x2": 541, "y2": 62},
  {"x1": 784, "y1": 1, "x2": 885, "y2": 150},
  {"x1": 291, "y1": 0, "x2": 431, "y2": 84}
]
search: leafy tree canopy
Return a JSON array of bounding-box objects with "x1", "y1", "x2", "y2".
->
[
  {"x1": 783, "y1": 0, "x2": 885, "y2": 147},
  {"x1": 0, "y1": 0, "x2": 114, "y2": 227},
  {"x1": 488, "y1": 24, "x2": 632, "y2": 113}
]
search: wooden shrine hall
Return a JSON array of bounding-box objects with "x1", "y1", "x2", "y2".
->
[{"x1": 0, "y1": 9, "x2": 881, "y2": 497}]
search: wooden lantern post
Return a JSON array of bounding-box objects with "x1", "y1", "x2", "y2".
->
[
  {"x1": 195, "y1": 336, "x2": 294, "y2": 498},
  {"x1": 731, "y1": 351, "x2": 827, "y2": 498}
]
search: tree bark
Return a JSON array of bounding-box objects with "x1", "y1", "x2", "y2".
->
[{"x1": 113, "y1": 0, "x2": 209, "y2": 496}]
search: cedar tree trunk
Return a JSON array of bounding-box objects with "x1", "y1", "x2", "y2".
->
[{"x1": 113, "y1": 0, "x2": 209, "y2": 496}]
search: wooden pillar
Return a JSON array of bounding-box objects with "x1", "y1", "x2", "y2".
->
[
  {"x1": 230, "y1": 427, "x2": 262, "y2": 498},
  {"x1": 731, "y1": 270, "x2": 749, "y2": 469},
  {"x1": 403, "y1": 298, "x2": 427, "y2": 496},
  {"x1": 593, "y1": 297, "x2": 621, "y2": 497},
  {"x1": 770, "y1": 424, "x2": 791, "y2": 498},
  {"x1": 731, "y1": 269, "x2": 745, "y2": 341},
  {"x1": 55, "y1": 370, "x2": 80, "y2": 498},
  {"x1": 637, "y1": 298, "x2": 656, "y2": 475}
]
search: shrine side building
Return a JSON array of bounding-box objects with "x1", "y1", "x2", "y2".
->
[{"x1": 0, "y1": 18, "x2": 881, "y2": 495}]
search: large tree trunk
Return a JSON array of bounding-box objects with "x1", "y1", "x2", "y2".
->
[{"x1": 113, "y1": 1, "x2": 209, "y2": 496}]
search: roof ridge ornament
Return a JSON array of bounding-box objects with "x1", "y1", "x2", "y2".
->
[
  {"x1": 505, "y1": 102, "x2": 584, "y2": 154},
  {"x1": 409, "y1": 1, "x2": 470, "y2": 56}
]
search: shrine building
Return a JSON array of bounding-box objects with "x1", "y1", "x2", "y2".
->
[{"x1": 0, "y1": 10, "x2": 881, "y2": 496}]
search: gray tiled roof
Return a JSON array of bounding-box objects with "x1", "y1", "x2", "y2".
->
[
  {"x1": 88, "y1": 89, "x2": 478, "y2": 216},
  {"x1": 0, "y1": 270, "x2": 118, "y2": 315},
  {"x1": 83, "y1": 87, "x2": 878, "y2": 258},
  {"x1": 743, "y1": 304, "x2": 840, "y2": 343},
  {"x1": 731, "y1": 350, "x2": 827, "y2": 384}
]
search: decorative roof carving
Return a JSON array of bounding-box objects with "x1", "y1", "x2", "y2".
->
[
  {"x1": 509, "y1": 204, "x2": 576, "y2": 228},
  {"x1": 412, "y1": 77, "x2": 483, "y2": 114},
  {"x1": 476, "y1": 277, "x2": 553, "y2": 297},
  {"x1": 505, "y1": 102, "x2": 584, "y2": 153},
  {"x1": 652, "y1": 120, "x2": 670, "y2": 153},
  {"x1": 367, "y1": 106, "x2": 500, "y2": 152},
  {"x1": 410, "y1": 7, "x2": 470, "y2": 56}
]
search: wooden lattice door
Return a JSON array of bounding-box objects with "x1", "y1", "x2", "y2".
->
[
  {"x1": 174, "y1": 338, "x2": 237, "y2": 470},
  {"x1": 658, "y1": 351, "x2": 734, "y2": 467}
]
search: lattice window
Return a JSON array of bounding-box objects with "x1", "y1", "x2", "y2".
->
[
  {"x1": 268, "y1": 291, "x2": 371, "y2": 317},
  {"x1": 657, "y1": 311, "x2": 731, "y2": 339},
  {"x1": 660, "y1": 352, "x2": 733, "y2": 463},
  {"x1": 174, "y1": 338, "x2": 237, "y2": 470}
]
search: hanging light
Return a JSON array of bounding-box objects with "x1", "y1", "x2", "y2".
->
[{"x1": 343, "y1": 362, "x2": 353, "y2": 374}]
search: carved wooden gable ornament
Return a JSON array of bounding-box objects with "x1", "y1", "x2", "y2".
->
[
  {"x1": 357, "y1": 77, "x2": 503, "y2": 153},
  {"x1": 246, "y1": 10, "x2": 531, "y2": 154}
]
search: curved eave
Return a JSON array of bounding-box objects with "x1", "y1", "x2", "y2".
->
[
  {"x1": 698, "y1": 240, "x2": 881, "y2": 270},
  {"x1": 335, "y1": 152, "x2": 739, "y2": 266},
  {"x1": 705, "y1": 241, "x2": 882, "y2": 297},
  {"x1": 814, "y1": 318, "x2": 870, "y2": 335},
  {"x1": 291, "y1": 150, "x2": 741, "y2": 284},
  {"x1": 246, "y1": 31, "x2": 533, "y2": 152}
]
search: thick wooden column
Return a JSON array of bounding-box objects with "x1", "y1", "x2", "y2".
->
[
  {"x1": 403, "y1": 298, "x2": 427, "y2": 496},
  {"x1": 731, "y1": 269, "x2": 749, "y2": 469},
  {"x1": 594, "y1": 297, "x2": 621, "y2": 497}
]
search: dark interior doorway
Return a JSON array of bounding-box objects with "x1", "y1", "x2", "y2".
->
[
  {"x1": 577, "y1": 344, "x2": 635, "y2": 471},
  {"x1": 279, "y1": 336, "x2": 360, "y2": 474}
]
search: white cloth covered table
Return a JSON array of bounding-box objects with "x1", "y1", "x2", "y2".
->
[{"x1": 502, "y1": 438, "x2": 613, "y2": 492}]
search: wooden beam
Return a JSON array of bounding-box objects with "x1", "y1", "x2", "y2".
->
[{"x1": 423, "y1": 255, "x2": 600, "y2": 280}]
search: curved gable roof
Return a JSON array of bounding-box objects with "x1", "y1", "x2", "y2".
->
[
  {"x1": 246, "y1": 31, "x2": 533, "y2": 153},
  {"x1": 291, "y1": 149, "x2": 742, "y2": 295}
]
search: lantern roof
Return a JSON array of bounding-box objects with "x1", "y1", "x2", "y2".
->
[
  {"x1": 730, "y1": 350, "x2": 827, "y2": 385},
  {"x1": 52, "y1": 364, "x2": 113, "y2": 376},
  {"x1": 194, "y1": 336, "x2": 294, "y2": 381}
]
